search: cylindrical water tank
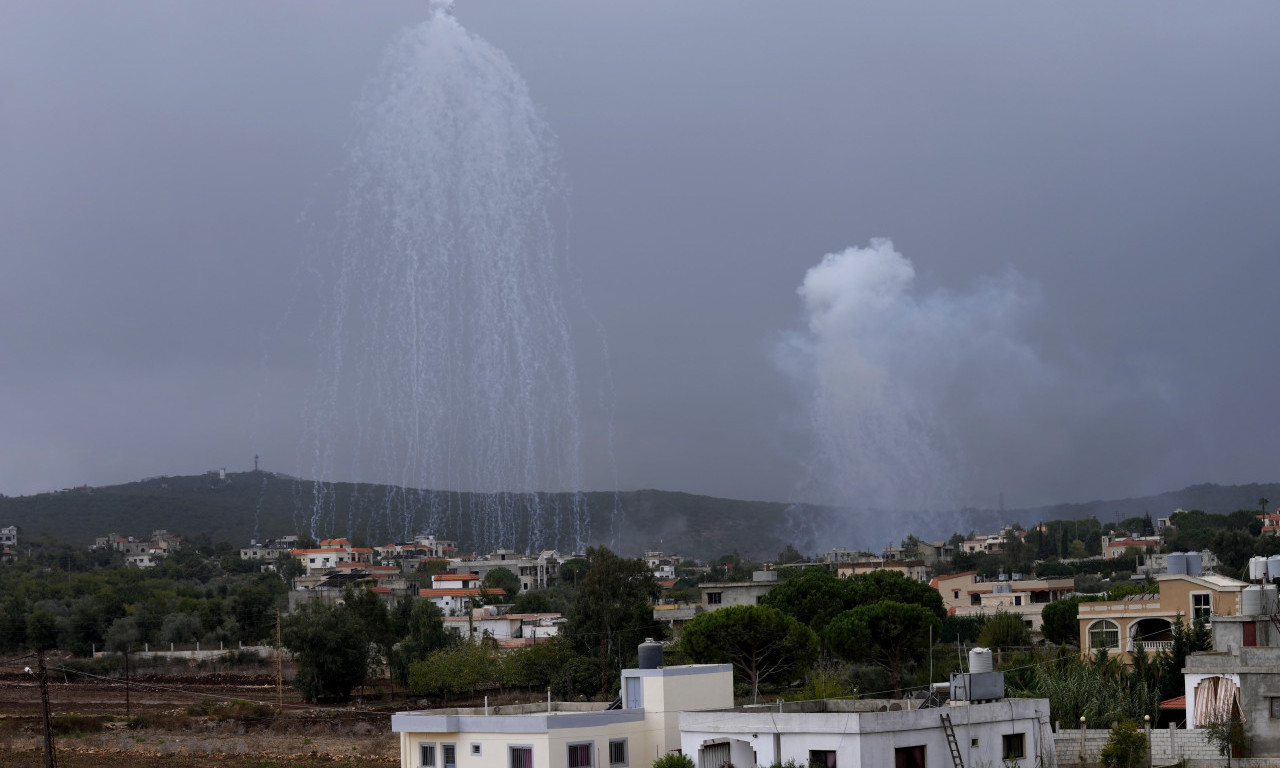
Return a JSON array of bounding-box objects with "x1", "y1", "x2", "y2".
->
[
  {"x1": 1250, "y1": 556, "x2": 1269, "y2": 581},
  {"x1": 969, "y1": 647, "x2": 993, "y2": 673},
  {"x1": 1167, "y1": 552, "x2": 1187, "y2": 575},
  {"x1": 1267, "y1": 555, "x2": 1280, "y2": 581},
  {"x1": 1186, "y1": 551, "x2": 1203, "y2": 577},
  {"x1": 637, "y1": 638, "x2": 663, "y2": 670},
  {"x1": 1242, "y1": 585, "x2": 1263, "y2": 615},
  {"x1": 1263, "y1": 584, "x2": 1278, "y2": 614}
]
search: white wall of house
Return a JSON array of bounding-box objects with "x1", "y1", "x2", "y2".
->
[
  {"x1": 680, "y1": 699, "x2": 1055, "y2": 768},
  {"x1": 393, "y1": 664, "x2": 734, "y2": 768}
]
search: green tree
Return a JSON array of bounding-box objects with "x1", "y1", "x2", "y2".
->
[
  {"x1": 281, "y1": 601, "x2": 369, "y2": 703},
  {"x1": 503, "y1": 635, "x2": 581, "y2": 688},
  {"x1": 275, "y1": 552, "x2": 304, "y2": 581},
  {"x1": 343, "y1": 585, "x2": 394, "y2": 681},
  {"x1": 976, "y1": 611, "x2": 1030, "y2": 648},
  {"x1": 681, "y1": 605, "x2": 818, "y2": 702},
  {"x1": 652, "y1": 753, "x2": 695, "y2": 768},
  {"x1": 824, "y1": 601, "x2": 939, "y2": 698},
  {"x1": 408, "y1": 642, "x2": 500, "y2": 700},
  {"x1": 759, "y1": 569, "x2": 851, "y2": 633},
  {"x1": 1040, "y1": 596, "x2": 1089, "y2": 646},
  {"x1": 483, "y1": 567, "x2": 522, "y2": 598},
  {"x1": 1099, "y1": 719, "x2": 1148, "y2": 768},
  {"x1": 26, "y1": 608, "x2": 58, "y2": 651},
  {"x1": 566, "y1": 547, "x2": 664, "y2": 694},
  {"x1": 392, "y1": 599, "x2": 452, "y2": 685}
]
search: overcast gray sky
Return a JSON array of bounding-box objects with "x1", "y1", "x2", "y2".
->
[{"x1": 2, "y1": 1, "x2": 1278, "y2": 512}]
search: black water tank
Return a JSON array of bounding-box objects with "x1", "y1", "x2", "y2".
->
[{"x1": 638, "y1": 638, "x2": 663, "y2": 669}]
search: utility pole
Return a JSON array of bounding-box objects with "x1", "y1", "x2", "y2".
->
[
  {"x1": 275, "y1": 607, "x2": 284, "y2": 714},
  {"x1": 37, "y1": 649, "x2": 58, "y2": 768},
  {"x1": 123, "y1": 647, "x2": 131, "y2": 721}
]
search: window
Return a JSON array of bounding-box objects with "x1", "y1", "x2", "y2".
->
[
  {"x1": 1014, "y1": 596, "x2": 1022, "y2": 606},
  {"x1": 568, "y1": 743, "x2": 593, "y2": 768},
  {"x1": 1271, "y1": 698, "x2": 1280, "y2": 719},
  {"x1": 609, "y1": 739, "x2": 628, "y2": 767},
  {"x1": 444, "y1": 744, "x2": 457, "y2": 768},
  {"x1": 808, "y1": 750, "x2": 836, "y2": 768},
  {"x1": 893, "y1": 745, "x2": 925, "y2": 768},
  {"x1": 1002, "y1": 733, "x2": 1025, "y2": 760},
  {"x1": 707, "y1": 591, "x2": 722, "y2": 605},
  {"x1": 1193, "y1": 593, "x2": 1212, "y2": 621},
  {"x1": 472, "y1": 744, "x2": 482, "y2": 756},
  {"x1": 970, "y1": 593, "x2": 981, "y2": 606},
  {"x1": 420, "y1": 744, "x2": 437, "y2": 768},
  {"x1": 953, "y1": 590, "x2": 960, "y2": 600},
  {"x1": 510, "y1": 746, "x2": 533, "y2": 768},
  {"x1": 969, "y1": 738, "x2": 979, "y2": 748},
  {"x1": 625, "y1": 676, "x2": 643, "y2": 709},
  {"x1": 1088, "y1": 620, "x2": 1120, "y2": 651}
]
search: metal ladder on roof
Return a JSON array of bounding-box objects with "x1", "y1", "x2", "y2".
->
[{"x1": 940, "y1": 712, "x2": 965, "y2": 768}]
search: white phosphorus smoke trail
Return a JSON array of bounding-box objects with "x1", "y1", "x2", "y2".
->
[
  {"x1": 779, "y1": 239, "x2": 1046, "y2": 544},
  {"x1": 302, "y1": 7, "x2": 587, "y2": 552}
]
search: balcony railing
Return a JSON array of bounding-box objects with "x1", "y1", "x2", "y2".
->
[{"x1": 1132, "y1": 640, "x2": 1174, "y2": 652}]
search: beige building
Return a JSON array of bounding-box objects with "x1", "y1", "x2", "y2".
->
[
  {"x1": 836, "y1": 559, "x2": 929, "y2": 582},
  {"x1": 1077, "y1": 573, "x2": 1248, "y2": 660},
  {"x1": 700, "y1": 571, "x2": 777, "y2": 610},
  {"x1": 931, "y1": 571, "x2": 1074, "y2": 631},
  {"x1": 392, "y1": 662, "x2": 733, "y2": 768}
]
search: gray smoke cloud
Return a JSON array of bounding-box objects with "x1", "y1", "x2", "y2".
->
[{"x1": 781, "y1": 238, "x2": 1187, "y2": 530}]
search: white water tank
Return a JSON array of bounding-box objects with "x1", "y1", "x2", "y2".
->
[
  {"x1": 1167, "y1": 552, "x2": 1187, "y2": 575},
  {"x1": 1249, "y1": 556, "x2": 1269, "y2": 581},
  {"x1": 969, "y1": 647, "x2": 993, "y2": 673},
  {"x1": 1264, "y1": 584, "x2": 1279, "y2": 614},
  {"x1": 1267, "y1": 555, "x2": 1280, "y2": 581},
  {"x1": 1186, "y1": 551, "x2": 1203, "y2": 577},
  {"x1": 1242, "y1": 585, "x2": 1263, "y2": 615}
]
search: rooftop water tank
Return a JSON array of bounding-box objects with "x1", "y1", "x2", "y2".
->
[
  {"x1": 1250, "y1": 556, "x2": 1269, "y2": 581},
  {"x1": 1264, "y1": 584, "x2": 1279, "y2": 614},
  {"x1": 1242, "y1": 585, "x2": 1263, "y2": 615},
  {"x1": 1186, "y1": 551, "x2": 1203, "y2": 577},
  {"x1": 1267, "y1": 555, "x2": 1280, "y2": 581},
  {"x1": 637, "y1": 638, "x2": 663, "y2": 670},
  {"x1": 1167, "y1": 552, "x2": 1188, "y2": 575},
  {"x1": 969, "y1": 647, "x2": 993, "y2": 673}
]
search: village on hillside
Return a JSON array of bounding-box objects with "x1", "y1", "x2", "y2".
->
[{"x1": 4, "y1": 502, "x2": 1280, "y2": 766}]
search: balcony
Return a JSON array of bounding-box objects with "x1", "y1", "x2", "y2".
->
[{"x1": 1133, "y1": 640, "x2": 1174, "y2": 653}]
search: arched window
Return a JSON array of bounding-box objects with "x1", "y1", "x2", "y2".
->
[{"x1": 1088, "y1": 620, "x2": 1120, "y2": 651}]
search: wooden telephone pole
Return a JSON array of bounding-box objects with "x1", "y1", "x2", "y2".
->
[
  {"x1": 37, "y1": 649, "x2": 58, "y2": 768},
  {"x1": 275, "y1": 608, "x2": 283, "y2": 713}
]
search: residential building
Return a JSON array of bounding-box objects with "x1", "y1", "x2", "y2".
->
[
  {"x1": 836, "y1": 559, "x2": 929, "y2": 582},
  {"x1": 0, "y1": 525, "x2": 16, "y2": 548},
  {"x1": 1077, "y1": 572, "x2": 1248, "y2": 660},
  {"x1": 420, "y1": 572, "x2": 505, "y2": 615},
  {"x1": 931, "y1": 572, "x2": 1073, "y2": 631},
  {"x1": 960, "y1": 529, "x2": 1014, "y2": 555},
  {"x1": 680, "y1": 696, "x2": 1055, "y2": 768},
  {"x1": 92, "y1": 529, "x2": 182, "y2": 565},
  {"x1": 1181, "y1": 588, "x2": 1280, "y2": 757},
  {"x1": 289, "y1": 540, "x2": 375, "y2": 576},
  {"x1": 1257, "y1": 507, "x2": 1280, "y2": 536},
  {"x1": 443, "y1": 608, "x2": 565, "y2": 646},
  {"x1": 452, "y1": 550, "x2": 562, "y2": 593},
  {"x1": 700, "y1": 571, "x2": 777, "y2": 610},
  {"x1": 1102, "y1": 534, "x2": 1162, "y2": 560},
  {"x1": 392, "y1": 654, "x2": 733, "y2": 768},
  {"x1": 239, "y1": 535, "x2": 299, "y2": 564}
]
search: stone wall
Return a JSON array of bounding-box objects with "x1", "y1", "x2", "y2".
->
[{"x1": 1053, "y1": 724, "x2": 1222, "y2": 765}]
